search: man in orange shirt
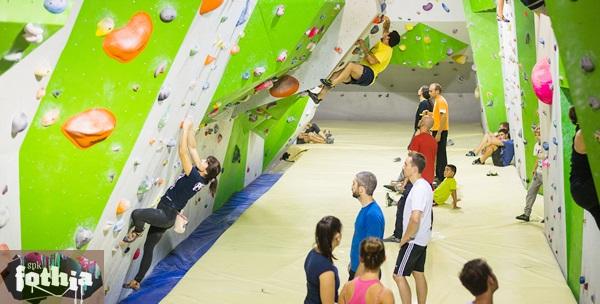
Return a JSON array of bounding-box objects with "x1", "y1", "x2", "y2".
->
[{"x1": 424, "y1": 83, "x2": 449, "y2": 182}]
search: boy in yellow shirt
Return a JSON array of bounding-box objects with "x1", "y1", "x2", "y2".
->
[{"x1": 433, "y1": 164, "x2": 460, "y2": 209}]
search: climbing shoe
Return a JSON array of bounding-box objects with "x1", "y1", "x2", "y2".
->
[
  {"x1": 465, "y1": 151, "x2": 476, "y2": 157},
  {"x1": 516, "y1": 214, "x2": 530, "y2": 222},
  {"x1": 320, "y1": 78, "x2": 333, "y2": 88}
]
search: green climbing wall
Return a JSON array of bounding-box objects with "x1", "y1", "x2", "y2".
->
[
  {"x1": 256, "y1": 95, "x2": 309, "y2": 170},
  {"x1": 469, "y1": 0, "x2": 495, "y2": 13},
  {"x1": 463, "y1": 0, "x2": 507, "y2": 130},
  {"x1": 545, "y1": 0, "x2": 600, "y2": 204},
  {"x1": 0, "y1": 2, "x2": 70, "y2": 74},
  {"x1": 214, "y1": 116, "x2": 251, "y2": 210},
  {"x1": 19, "y1": 0, "x2": 201, "y2": 249},
  {"x1": 209, "y1": 0, "x2": 343, "y2": 114},
  {"x1": 513, "y1": 2, "x2": 538, "y2": 183},
  {"x1": 559, "y1": 88, "x2": 583, "y2": 299},
  {"x1": 390, "y1": 23, "x2": 469, "y2": 69}
]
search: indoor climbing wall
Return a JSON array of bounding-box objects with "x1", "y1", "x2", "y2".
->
[
  {"x1": 462, "y1": 0, "x2": 507, "y2": 131},
  {"x1": 544, "y1": 1, "x2": 600, "y2": 302},
  {"x1": 497, "y1": 1, "x2": 526, "y2": 186},
  {"x1": 536, "y1": 13, "x2": 567, "y2": 276}
]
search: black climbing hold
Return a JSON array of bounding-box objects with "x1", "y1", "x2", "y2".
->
[
  {"x1": 370, "y1": 25, "x2": 379, "y2": 34},
  {"x1": 525, "y1": 33, "x2": 530, "y2": 44},
  {"x1": 232, "y1": 145, "x2": 241, "y2": 163},
  {"x1": 581, "y1": 56, "x2": 595, "y2": 73}
]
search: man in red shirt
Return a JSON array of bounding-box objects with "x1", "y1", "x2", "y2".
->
[{"x1": 408, "y1": 116, "x2": 438, "y2": 185}]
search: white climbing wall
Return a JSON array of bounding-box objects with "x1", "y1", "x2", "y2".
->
[
  {"x1": 245, "y1": 131, "x2": 264, "y2": 186},
  {"x1": 78, "y1": 1, "x2": 259, "y2": 302},
  {"x1": 0, "y1": 0, "x2": 83, "y2": 251},
  {"x1": 581, "y1": 221, "x2": 600, "y2": 303},
  {"x1": 234, "y1": 0, "x2": 379, "y2": 114},
  {"x1": 498, "y1": 1, "x2": 527, "y2": 186},
  {"x1": 536, "y1": 13, "x2": 567, "y2": 274}
]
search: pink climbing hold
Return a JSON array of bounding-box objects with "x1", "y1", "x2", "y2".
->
[
  {"x1": 532, "y1": 58, "x2": 553, "y2": 104},
  {"x1": 255, "y1": 80, "x2": 273, "y2": 92},
  {"x1": 0, "y1": 243, "x2": 8, "y2": 250},
  {"x1": 306, "y1": 27, "x2": 319, "y2": 39},
  {"x1": 133, "y1": 248, "x2": 141, "y2": 260}
]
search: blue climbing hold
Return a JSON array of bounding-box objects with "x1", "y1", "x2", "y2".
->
[
  {"x1": 242, "y1": 71, "x2": 250, "y2": 80},
  {"x1": 442, "y1": 3, "x2": 450, "y2": 12},
  {"x1": 552, "y1": 137, "x2": 558, "y2": 145},
  {"x1": 542, "y1": 142, "x2": 549, "y2": 150},
  {"x1": 44, "y1": 0, "x2": 68, "y2": 14},
  {"x1": 580, "y1": 276, "x2": 586, "y2": 284}
]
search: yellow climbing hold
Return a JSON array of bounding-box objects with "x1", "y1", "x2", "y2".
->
[
  {"x1": 96, "y1": 17, "x2": 115, "y2": 37},
  {"x1": 399, "y1": 44, "x2": 407, "y2": 51},
  {"x1": 423, "y1": 36, "x2": 431, "y2": 44},
  {"x1": 405, "y1": 23, "x2": 414, "y2": 31},
  {"x1": 452, "y1": 54, "x2": 467, "y2": 64}
]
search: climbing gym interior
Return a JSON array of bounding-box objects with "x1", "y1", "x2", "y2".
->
[{"x1": 0, "y1": 0, "x2": 598, "y2": 303}]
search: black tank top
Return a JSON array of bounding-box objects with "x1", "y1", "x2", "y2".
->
[
  {"x1": 163, "y1": 167, "x2": 207, "y2": 210},
  {"x1": 570, "y1": 140, "x2": 592, "y2": 183}
]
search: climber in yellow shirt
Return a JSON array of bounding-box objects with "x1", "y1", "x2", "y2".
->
[{"x1": 313, "y1": 15, "x2": 400, "y2": 101}]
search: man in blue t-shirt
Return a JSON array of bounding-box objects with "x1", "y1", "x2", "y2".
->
[
  {"x1": 471, "y1": 129, "x2": 514, "y2": 167},
  {"x1": 349, "y1": 171, "x2": 385, "y2": 280}
]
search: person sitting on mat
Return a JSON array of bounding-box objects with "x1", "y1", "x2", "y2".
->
[
  {"x1": 304, "y1": 216, "x2": 342, "y2": 304},
  {"x1": 465, "y1": 122, "x2": 509, "y2": 157},
  {"x1": 459, "y1": 259, "x2": 499, "y2": 304},
  {"x1": 338, "y1": 237, "x2": 394, "y2": 304},
  {"x1": 312, "y1": 15, "x2": 400, "y2": 102},
  {"x1": 568, "y1": 106, "x2": 600, "y2": 231},
  {"x1": 471, "y1": 129, "x2": 514, "y2": 167},
  {"x1": 121, "y1": 119, "x2": 221, "y2": 290},
  {"x1": 433, "y1": 165, "x2": 460, "y2": 209},
  {"x1": 297, "y1": 122, "x2": 334, "y2": 144}
]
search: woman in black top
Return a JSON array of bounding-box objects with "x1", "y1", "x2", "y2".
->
[
  {"x1": 414, "y1": 85, "x2": 433, "y2": 131},
  {"x1": 122, "y1": 119, "x2": 221, "y2": 290},
  {"x1": 304, "y1": 216, "x2": 342, "y2": 304},
  {"x1": 568, "y1": 107, "x2": 600, "y2": 231}
]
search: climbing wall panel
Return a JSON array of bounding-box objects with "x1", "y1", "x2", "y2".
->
[{"x1": 462, "y1": 0, "x2": 506, "y2": 130}]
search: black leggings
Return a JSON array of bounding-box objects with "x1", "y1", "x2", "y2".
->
[
  {"x1": 571, "y1": 179, "x2": 600, "y2": 231},
  {"x1": 432, "y1": 130, "x2": 448, "y2": 180},
  {"x1": 130, "y1": 200, "x2": 177, "y2": 282}
]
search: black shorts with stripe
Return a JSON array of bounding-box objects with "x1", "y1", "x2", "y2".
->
[{"x1": 394, "y1": 243, "x2": 427, "y2": 276}]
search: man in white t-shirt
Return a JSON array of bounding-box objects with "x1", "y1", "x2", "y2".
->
[
  {"x1": 393, "y1": 152, "x2": 433, "y2": 304},
  {"x1": 516, "y1": 126, "x2": 544, "y2": 222}
]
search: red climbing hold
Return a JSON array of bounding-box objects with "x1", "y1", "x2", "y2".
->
[
  {"x1": 255, "y1": 80, "x2": 274, "y2": 92},
  {"x1": 199, "y1": 0, "x2": 224, "y2": 14},
  {"x1": 103, "y1": 12, "x2": 153, "y2": 63},
  {"x1": 269, "y1": 75, "x2": 300, "y2": 98},
  {"x1": 133, "y1": 248, "x2": 141, "y2": 260},
  {"x1": 62, "y1": 108, "x2": 116, "y2": 149}
]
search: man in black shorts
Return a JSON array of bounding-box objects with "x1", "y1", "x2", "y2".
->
[
  {"x1": 310, "y1": 15, "x2": 400, "y2": 102},
  {"x1": 393, "y1": 152, "x2": 433, "y2": 304}
]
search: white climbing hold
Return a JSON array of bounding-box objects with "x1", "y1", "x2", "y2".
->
[
  {"x1": 254, "y1": 66, "x2": 266, "y2": 76},
  {"x1": 36, "y1": 87, "x2": 46, "y2": 100},
  {"x1": 75, "y1": 227, "x2": 93, "y2": 249},
  {"x1": 157, "y1": 86, "x2": 171, "y2": 103},
  {"x1": 41, "y1": 108, "x2": 60, "y2": 127},
  {"x1": 113, "y1": 218, "x2": 125, "y2": 232},
  {"x1": 4, "y1": 52, "x2": 23, "y2": 62},
  {"x1": 154, "y1": 61, "x2": 168, "y2": 78},
  {"x1": 0, "y1": 206, "x2": 9, "y2": 228},
  {"x1": 275, "y1": 5, "x2": 285, "y2": 16},
  {"x1": 23, "y1": 23, "x2": 44, "y2": 43},
  {"x1": 11, "y1": 112, "x2": 28, "y2": 138},
  {"x1": 34, "y1": 65, "x2": 52, "y2": 80},
  {"x1": 160, "y1": 6, "x2": 177, "y2": 23},
  {"x1": 103, "y1": 221, "x2": 114, "y2": 234},
  {"x1": 190, "y1": 45, "x2": 199, "y2": 56}
]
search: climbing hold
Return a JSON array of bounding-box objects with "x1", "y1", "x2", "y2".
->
[
  {"x1": 255, "y1": 80, "x2": 273, "y2": 92},
  {"x1": 154, "y1": 60, "x2": 168, "y2": 78},
  {"x1": 525, "y1": 33, "x2": 530, "y2": 44},
  {"x1": 204, "y1": 55, "x2": 216, "y2": 65},
  {"x1": 3, "y1": 52, "x2": 23, "y2": 62},
  {"x1": 415, "y1": 36, "x2": 422, "y2": 41},
  {"x1": 452, "y1": 29, "x2": 458, "y2": 34},
  {"x1": 215, "y1": 39, "x2": 226, "y2": 50},
  {"x1": 306, "y1": 27, "x2": 319, "y2": 39},
  {"x1": 137, "y1": 177, "x2": 152, "y2": 197},
  {"x1": 220, "y1": 16, "x2": 228, "y2": 23},
  {"x1": 44, "y1": 0, "x2": 68, "y2": 14},
  {"x1": 486, "y1": 99, "x2": 494, "y2": 107},
  {"x1": 589, "y1": 97, "x2": 600, "y2": 110},
  {"x1": 286, "y1": 116, "x2": 295, "y2": 123},
  {"x1": 133, "y1": 248, "x2": 141, "y2": 260},
  {"x1": 131, "y1": 83, "x2": 140, "y2": 92},
  {"x1": 399, "y1": 44, "x2": 407, "y2": 51},
  {"x1": 277, "y1": 50, "x2": 287, "y2": 62},
  {"x1": 41, "y1": 108, "x2": 60, "y2": 127},
  {"x1": 103, "y1": 12, "x2": 153, "y2": 62},
  {"x1": 370, "y1": 25, "x2": 379, "y2": 35},
  {"x1": 23, "y1": 23, "x2": 44, "y2": 43},
  {"x1": 446, "y1": 48, "x2": 454, "y2": 56},
  {"x1": 200, "y1": 0, "x2": 224, "y2": 14},
  {"x1": 270, "y1": 75, "x2": 300, "y2": 98},
  {"x1": 1, "y1": 185, "x2": 6, "y2": 195},
  {"x1": 423, "y1": 2, "x2": 433, "y2": 11},
  {"x1": 334, "y1": 46, "x2": 343, "y2": 54},
  {"x1": 230, "y1": 44, "x2": 240, "y2": 55},
  {"x1": 0, "y1": 206, "x2": 8, "y2": 228},
  {"x1": 306, "y1": 42, "x2": 316, "y2": 52},
  {"x1": 242, "y1": 71, "x2": 250, "y2": 80},
  {"x1": 275, "y1": 5, "x2": 285, "y2": 16},
  {"x1": 423, "y1": 36, "x2": 431, "y2": 44},
  {"x1": 442, "y1": 3, "x2": 450, "y2": 12},
  {"x1": 34, "y1": 66, "x2": 51, "y2": 80},
  {"x1": 452, "y1": 55, "x2": 467, "y2": 64},
  {"x1": 160, "y1": 6, "x2": 177, "y2": 23},
  {"x1": 236, "y1": 0, "x2": 250, "y2": 26},
  {"x1": 202, "y1": 82, "x2": 210, "y2": 90},
  {"x1": 116, "y1": 199, "x2": 130, "y2": 215},
  {"x1": 36, "y1": 87, "x2": 46, "y2": 100},
  {"x1": 75, "y1": 227, "x2": 93, "y2": 249},
  {"x1": 405, "y1": 23, "x2": 414, "y2": 31},
  {"x1": 96, "y1": 17, "x2": 115, "y2": 37},
  {"x1": 51, "y1": 89, "x2": 62, "y2": 98},
  {"x1": 11, "y1": 112, "x2": 28, "y2": 138},
  {"x1": 254, "y1": 66, "x2": 266, "y2": 76},
  {"x1": 532, "y1": 58, "x2": 553, "y2": 104},
  {"x1": 232, "y1": 145, "x2": 241, "y2": 163},
  {"x1": 0, "y1": 243, "x2": 8, "y2": 250},
  {"x1": 61, "y1": 108, "x2": 116, "y2": 149},
  {"x1": 581, "y1": 56, "x2": 595, "y2": 73},
  {"x1": 542, "y1": 141, "x2": 549, "y2": 150}
]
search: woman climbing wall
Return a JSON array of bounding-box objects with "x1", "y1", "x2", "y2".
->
[
  {"x1": 568, "y1": 107, "x2": 600, "y2": 231},
  {"x1": 121, "y1": 118, "x2": 222, "y2": 290}
]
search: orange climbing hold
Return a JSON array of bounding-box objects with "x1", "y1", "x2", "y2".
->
[
  {"x1": 269, "y1": 75, "x2": 300, "y2": 98},
  {"x1": 103, "y1": 12, "x2": 153, "y2": 63},
  {"x1": 204, "y1": 55, "x2": 216, "y2": 65},
  {"x1": 61, "y1": 108, "x2": 116, "y2": 149},
  {"x1": 199, "y1": 0, "x2": 224, "y2": 14},
  {"x1": 116, "y1": 199, "x2": 131, "y2": 215}
]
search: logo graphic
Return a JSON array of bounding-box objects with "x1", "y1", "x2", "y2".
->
[{"x1": 1, "y1": 250, "x2": 104, "y2": 303}]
